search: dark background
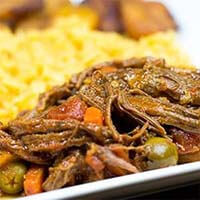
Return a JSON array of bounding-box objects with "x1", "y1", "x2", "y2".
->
[{"x1": 133, "y1": 184, "x2": 200, "y2": 200}]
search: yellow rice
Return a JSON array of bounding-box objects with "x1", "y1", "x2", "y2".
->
[{"x1": 0, "y1": 8, "x2": 190, "y2": 124}]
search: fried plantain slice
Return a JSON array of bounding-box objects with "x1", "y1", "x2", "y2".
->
[{"x1": 120, "y1": 0, "x2": 177, "y2": 39}]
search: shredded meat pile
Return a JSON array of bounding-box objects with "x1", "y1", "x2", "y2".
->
[{"x1": 1, "y1": 57, "x2": 200, "y2": 191}]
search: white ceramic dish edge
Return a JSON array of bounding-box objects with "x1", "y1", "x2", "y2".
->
[{"x1": 17, "y1": 162, "x2": 200, "y2": 200}]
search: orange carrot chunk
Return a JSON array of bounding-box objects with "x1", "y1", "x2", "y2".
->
[
  {"x1": 24, "y1": 165, "x2": 45, "y2": 196},
  {"x1": 84, "y1": 107, "x2": 104, "y2": 126}
]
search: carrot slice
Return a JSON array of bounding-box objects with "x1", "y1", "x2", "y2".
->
[
  {"x1": 24, "y1": 165, "x2": 45, "y2": 195},
  {"x1": 0, "y1": 151, "x2": 17, "y2": 167},
  {"x1": 84, "y1": 107, "x2": 104, "y2": 126}
]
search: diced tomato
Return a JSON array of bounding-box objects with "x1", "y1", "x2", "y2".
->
[
  {"x1": 47, "y1": 96, "x2": 87, "y2": 121},
  {"x1": 172, "y1": 129, "x2": 200, "y2": 154}
]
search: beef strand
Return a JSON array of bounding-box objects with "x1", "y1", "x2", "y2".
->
[
  {"x1": 21, "y1": 131, "x2": 90, "y2": 152},
  {"x1": 0, "y1": 130, "x2": 51, "y2": 164},
  {"x1": 1, "y1": 57, "x2": 200, "y2": 192},
  {"x1": 43, "y1": 151, "x2": 86, "y2": 191}
]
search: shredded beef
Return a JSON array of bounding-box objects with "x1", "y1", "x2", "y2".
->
[{"x1": 1, "y1": 57, "x2": 200, "y2": 191}]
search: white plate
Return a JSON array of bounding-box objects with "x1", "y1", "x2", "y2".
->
[
  {"x1": 17, "y1": 1, "x2": 200, "y2": 199},
  {"x1": 18, "y1": 162, "x2": 200, "y2": 200}
]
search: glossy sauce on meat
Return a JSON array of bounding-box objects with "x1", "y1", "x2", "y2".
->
[{"x1": 0, "y1": 57, "x2": 200, "y2": 196}]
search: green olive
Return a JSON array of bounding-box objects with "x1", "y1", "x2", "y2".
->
[
  {"x1": 0, "y1": 161, "x2": 27, "y2": 194},
  {"x1": 145, "y1": 137, "x2": 178, "y2": 170}
]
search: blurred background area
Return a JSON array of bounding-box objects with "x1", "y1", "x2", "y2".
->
[
  {"x1": 80, "y1": 0, "x2": 200, "y2": 65},
  {"x1": 63, "y1": 0, "x2": 200, "y2": 65},
  {"x1": 0, "y1": 0, "x2": 199, "y2": 65},
  {"x1": 157, "y1": 0, "x2": 200, "y2": 65}
]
